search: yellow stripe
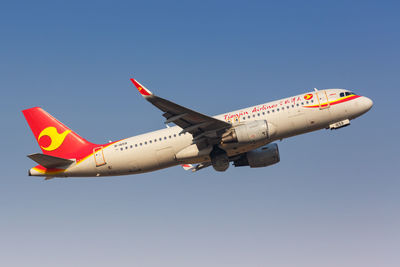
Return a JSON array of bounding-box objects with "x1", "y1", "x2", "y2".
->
[
  {"x1": 304, "y1": 95, "x2": 354, "y2": 108},
  {"x1": 76, "y1": 140, "x2": 123, "y2": 165},
  {"x1": 32, "y1": 167, "x2": 65, "y2": 175}
]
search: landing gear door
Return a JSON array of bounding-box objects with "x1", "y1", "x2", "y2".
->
[
  {"x1": 316, "y1": 90, "x2": 331, "y2": 109},
  {"x1": 94, "y1": 147, "x2": 106, "y2": 167}
]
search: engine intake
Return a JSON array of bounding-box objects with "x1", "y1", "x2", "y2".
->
[
  {"x1": 222, "y1": 120, "x2": 276, "y2": 144},
  {"x1": 233, "y1": 143, "x2": 280, "y2": 168}
]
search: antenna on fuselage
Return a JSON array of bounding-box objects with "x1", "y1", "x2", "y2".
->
[{"x1": 314, "y1": 88, "x2": 319, "y2": 92}]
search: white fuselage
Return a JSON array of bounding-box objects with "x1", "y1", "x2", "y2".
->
[{"x1": 31, "y1": 89, "x2": 372, "y2": 177}]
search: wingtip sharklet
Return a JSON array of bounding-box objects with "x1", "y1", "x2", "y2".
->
[{"x1": 130, "y1": 78, "x2": 153, "y2": 96}]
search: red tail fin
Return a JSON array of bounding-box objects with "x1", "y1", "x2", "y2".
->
[{"x1": 22, "y1": 107, "x2": 98, "y2": 160}]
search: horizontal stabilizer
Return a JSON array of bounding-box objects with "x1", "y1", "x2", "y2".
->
[{"x1": 27, "y1": 153, "x2": 74, "y2": 169}]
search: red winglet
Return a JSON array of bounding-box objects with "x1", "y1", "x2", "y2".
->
[{"x1": 130, "y1": 78, "x2": 152, "y2": 96}]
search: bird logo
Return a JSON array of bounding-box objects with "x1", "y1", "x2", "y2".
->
[
  {"x1": 38, "y1": 127, "x2": 71, "y2": 151},
  {"x1": 304, "y1": 94, "x2": 313, "y2": 100}
]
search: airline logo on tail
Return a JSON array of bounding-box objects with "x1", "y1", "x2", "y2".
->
[
  {"x1": 130, "y1": 78, "x2": 152, "y2": 96},
  {"x1": 38, "y1": 126, "x2": 71, "y2": 151}
]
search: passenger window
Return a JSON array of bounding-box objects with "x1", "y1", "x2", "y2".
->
[
  {"x1": 277, "y1": 108, "x2": 279, "y2": 112},
  {"x1": 174, "y1": 134, "x2": 176, "y2": 137},
  {"x1": 262, "y1": 112, "x2": 265, "y2": 115},
  {"x1": 164, "y1": 137, "x2": 167, "y2": 140},
  {"x1": 130, "y1": 145, "x2": 133, "y2": 148},
  {"x1": 120, "y1": 148, "x2": 123, "y2": 151},
  {"x1": 140, "y1": 143, "x2": 142, "y2": 146},
  {"x1": 144, "y1": 142, "x2": 147, "y2": 145},
  {"x1": 257, "y1": 113, "x2": 260, "y2": 116},
  {"x1": 154, "y1": 139, "x2": 157, "y2": 142},
  {"x1": 267, "y1": 110, "x2": 270, "y2": 114},
  {"x1": 296, "y1": 103, "x2": 299, "y2": 106},
  {"x1": 135, "y1": 144, "x2": 138, "y2": 147},
  {"x1": 149, "y1": 140, "x2": 152, "y2": 143},
  {"x1": 159, "y1": 137, "x2": 162, "y2": 141},
  {"x1": 272, "y1": 110, "x2": 275, "y2": 113}
]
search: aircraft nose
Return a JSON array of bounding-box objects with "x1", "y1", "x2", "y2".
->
[{"x1": 363, "y1": 96, "x2": 373, "y2": 111}]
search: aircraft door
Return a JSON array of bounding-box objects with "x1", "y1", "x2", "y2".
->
[
  {"x1": 316, "y1": 90, "x2": 331, "y2": 109},
  {"x1": 306, "y1": 90, "x2": 332, "y2": 128},
  {"x1": 94, "y1": 147, "x2": 106, "y2": 167}
]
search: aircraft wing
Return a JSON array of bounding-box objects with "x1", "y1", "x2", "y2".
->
[{"x1": 130, "y1": 78, "x2": 231, "y2": 142}]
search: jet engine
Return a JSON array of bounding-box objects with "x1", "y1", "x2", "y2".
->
[
  {"x1": 221, "y1": 120, "x2": 276, "y2": 144},
  {"x1": 210, "y1": 146, "x2": 229, "y2": 172},
  {"x1": 233, "y1": 143, "x2": 280, "y2": 168}
]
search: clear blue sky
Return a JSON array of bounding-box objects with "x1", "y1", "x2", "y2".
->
[{"x1": 1, "y1": 1, "x2": 399, "y2": 266}]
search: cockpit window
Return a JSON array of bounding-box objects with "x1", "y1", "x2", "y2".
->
[{"x1": 341, "y1": 91, "x2": 356, "y2": 97}]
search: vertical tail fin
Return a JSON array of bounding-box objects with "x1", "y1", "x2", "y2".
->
[{"x1": 22, "y1": 107, "x2": 98, "y2": 160}]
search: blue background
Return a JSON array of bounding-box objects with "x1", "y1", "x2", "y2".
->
[{"x1": 1, "y1": 1, "x2": 399, "y2": 266}]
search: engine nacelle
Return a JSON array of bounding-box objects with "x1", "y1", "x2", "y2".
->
[
  {"x1": 233, "y1": 143, "x2": 280, "y2": 168},
  {"x1": 221, "y1": 120, "x2": 276, "y2": 144}
]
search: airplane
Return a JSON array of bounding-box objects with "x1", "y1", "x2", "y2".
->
[{"x1": 22, "y1": 78, "x2": 373, "y2": 179}]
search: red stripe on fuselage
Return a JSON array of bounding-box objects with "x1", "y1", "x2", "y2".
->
[{"x1": 304, "y1": 95, "x2": 360, "y2": 108}]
